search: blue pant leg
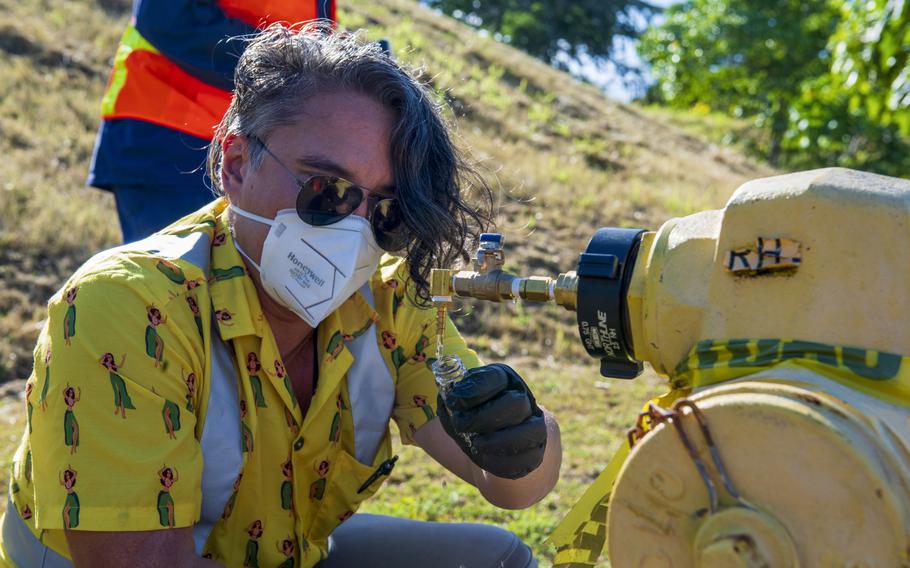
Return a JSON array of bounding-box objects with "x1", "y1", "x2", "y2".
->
[{"x1": 113, "y1": 184, "x2": 215, "y2": 243}]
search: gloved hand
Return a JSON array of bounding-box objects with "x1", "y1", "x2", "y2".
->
[{"x1": 437, "y1": 363, "x2": 547, "y2": 480}]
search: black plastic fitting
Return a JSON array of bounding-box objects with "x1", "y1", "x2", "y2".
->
[{"x1": 575, "y1": 227, "x2": 646, "y2": 379}]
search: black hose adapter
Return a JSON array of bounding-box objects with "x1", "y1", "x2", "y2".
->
[{"x1": 575, "y1": 228, "x2": 646, "y2": 379}]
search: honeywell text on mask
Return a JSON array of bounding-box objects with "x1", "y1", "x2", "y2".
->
[{"x1": 287, "y1": 252, "x2": 326, "y2": 288}]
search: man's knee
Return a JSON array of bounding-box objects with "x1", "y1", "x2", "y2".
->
[
  {"x1": 324, "y1": 514, "x2": 537, "y2": 568},
  {"x1": 476, "y1": 524, "x2": 536, "y2": 568}
]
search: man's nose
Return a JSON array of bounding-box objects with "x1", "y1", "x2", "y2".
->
[{"x1": 352, "y1": 198, "x2": 371, "y2": 219}]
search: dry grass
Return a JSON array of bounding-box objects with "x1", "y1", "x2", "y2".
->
[
  {"x1": 0, "y1": 0, "x2": 776, "y2": 564},
  {"x1": 0, "y1": 0, "x2": 125, "y2": 380}
]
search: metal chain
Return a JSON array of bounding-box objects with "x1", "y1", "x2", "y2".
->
[{"x1": 627, "y1": 398, "x2": 752, "y2": 514}]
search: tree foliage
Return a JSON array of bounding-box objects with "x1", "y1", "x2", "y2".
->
[
  {"x1": 640, "y1": 0, "x2": 910, "y2": 176},
  {"x1": 423, "y1": 0, "x2": 657, "y2": 71},
  {"x1": 831, "y1": 0, "x2": 910, "y2": 135},
  {"x1": 640, "y1": 0, "x2": 839, "y2": 163}
]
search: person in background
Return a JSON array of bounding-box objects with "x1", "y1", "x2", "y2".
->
[
  {"x1": 3, "y1": 23, "x2": 561, "y2": 567},
  {"x1": 89, "y1": 0, "x2": 336, "y2": 243}
]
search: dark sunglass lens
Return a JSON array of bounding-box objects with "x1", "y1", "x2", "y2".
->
[
  {"x1": 296, "y1": 177, "x2": 363, "y2": 226},
  {"x1": 372, "y1": 199, "x2": 409, "y2": 251}
]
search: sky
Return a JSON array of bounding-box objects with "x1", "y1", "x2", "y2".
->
[
  {"x1": 566, "y1": 0, "x2": 683, "y2": 102},
  {"x1": 421, "y1": 0, "x2": 685, "y2": 102}
]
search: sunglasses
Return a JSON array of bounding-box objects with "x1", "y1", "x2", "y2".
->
[{"x1": 251, "y1": 136, "x2": 409, "y2": 252}]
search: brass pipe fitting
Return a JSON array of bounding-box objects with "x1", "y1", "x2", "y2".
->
[
  {"x1": 451, "y1": 269, "x2": 517, "y2": 302},
  {"x1": 516, "y1": 276, "x2": 552, "y2": 302},
  {"x1": 431, "y1": 267, "x2": 579, "y2": 311},
  {"x1": 430, "y1": 268, "x2": 455, "y2": 302},
  {"x1": 552, "y1": 272, "x2": 578, "y2": 311},
  {"x1": 430, "y1": 234, "x2": 579, "y2": 310}
]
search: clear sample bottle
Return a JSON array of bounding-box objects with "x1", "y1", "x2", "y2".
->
[{"x1": 432, "y1": 354, "x2": 467, "y2": 399}]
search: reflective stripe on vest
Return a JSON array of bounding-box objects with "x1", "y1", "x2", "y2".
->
[
  {"x1": 101, "y1": 0, "x2": 335, "y2": 140},
  {"x1": 100, "y1": 25, "x2": 232, "y2": 140}
]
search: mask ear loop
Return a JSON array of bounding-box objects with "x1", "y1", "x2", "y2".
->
[
  {"x1": 234, "y1": 242, "x2": 262, "y2": 274},
  {"x1": 230, "y1": 203, "x2": 278, "y2": 226},
  {"x1": 228, "y1": 203, "x2": 275, "y2": 273}
]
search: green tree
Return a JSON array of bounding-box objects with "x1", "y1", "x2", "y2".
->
[
  {"x1": 424, "y1": 0, "x2": 657, "y2": 71},
  {"x1": 830, "y1": 0, "x2": 910, "y2": 135},
  {"x1": 639, "y1": 0, "x2": 840, "y2": 165},
  {"x1": 782, "y1": 74, "x2": 910, "y2": 176}
]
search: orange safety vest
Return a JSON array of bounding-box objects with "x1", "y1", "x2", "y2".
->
[{"x1": 100, "y1": 1, "x2": 333, "y2": 140}]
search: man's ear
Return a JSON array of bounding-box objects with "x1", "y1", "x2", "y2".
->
[{"x1": 221, "y1": 134, "x2": 249, "y2": 200}]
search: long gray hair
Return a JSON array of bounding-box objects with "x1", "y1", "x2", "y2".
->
[{"x1": 207, "y1": 22, "x2": 493, "y2": 302}]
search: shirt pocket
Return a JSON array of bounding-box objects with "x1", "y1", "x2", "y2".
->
[{"x1": 308, "y1": 433, "x2": 393, "y2": 541}]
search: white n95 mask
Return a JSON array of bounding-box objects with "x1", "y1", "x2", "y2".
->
[{"x1": 229, "y1": 205, "x2": 382, "y2": 327}]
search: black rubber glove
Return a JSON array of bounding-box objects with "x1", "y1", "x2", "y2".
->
[{"x1": 437, "y1": 363, "x2": 547, "y2": 480}]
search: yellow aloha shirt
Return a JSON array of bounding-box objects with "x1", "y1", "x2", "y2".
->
[{"x1": 3, "y1": 198, "x2": 480, "y2": 567}]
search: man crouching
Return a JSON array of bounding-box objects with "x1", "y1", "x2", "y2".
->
[{"x1": 1, "y1": 22, "x2": 561, "y2": 568}]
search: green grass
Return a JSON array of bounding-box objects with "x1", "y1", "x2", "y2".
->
[
  {"x1": 0, "y1": 0, "x2": 123, "y2": 382},
  {"x1": 0, "y1": 0, "x2": 775, "y2": 564},
  {"x1": 639, "y1": 103, "x2": 771, "y2": 166},
  {"x1": 0, "y1": 396, "x2": 25, "y2": 510}
]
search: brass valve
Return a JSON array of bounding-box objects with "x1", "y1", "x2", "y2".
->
[
  {"x1": 552, "y1": 271, "x2": 578, "y2": 311},
  {"x1": 429, "y1": 234, "x2": 578, "y2": 312}
]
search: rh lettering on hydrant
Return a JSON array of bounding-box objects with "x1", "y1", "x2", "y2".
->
[{"x1": 724, "y1": 237, "x2": 801, "y2": 274}]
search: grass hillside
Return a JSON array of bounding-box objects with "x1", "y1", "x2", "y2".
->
[{"x1": 0, "y1": 0, "x2": 774, "y2": 564}]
